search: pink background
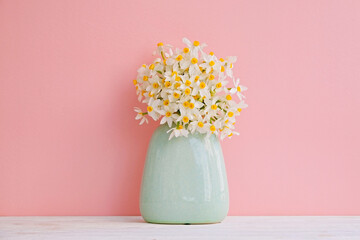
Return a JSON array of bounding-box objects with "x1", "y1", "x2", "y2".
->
[{"x1": 1, "y1": 0, "x2": 360, "y2": 216}]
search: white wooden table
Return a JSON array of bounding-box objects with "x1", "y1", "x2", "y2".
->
[{"x1": 0, "y1": 216, "x2": 359, "y2": 239}]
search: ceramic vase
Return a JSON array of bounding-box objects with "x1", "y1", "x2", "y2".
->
[{"x1": 140, "y1": 124, "x2": 229, "y2": 224}]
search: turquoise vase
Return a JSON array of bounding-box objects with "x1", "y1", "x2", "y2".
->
[{"x1": 140, "y1": 124, "x2": 229, "y2": 224}]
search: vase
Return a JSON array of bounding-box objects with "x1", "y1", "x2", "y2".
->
[{"x1": 139, "y1": 124, "x2": 229, "y2": 224}]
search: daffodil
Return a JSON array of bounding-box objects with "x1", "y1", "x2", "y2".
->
[
  {"x1": 167, "y1": 124, "x2": 189, "y2": 140},
  {"x1": 189, "y1": 119, "x2": 208, "y2": 134},
  {"x1": 147, "y1": 99, "x2": 162, "y2": 120},
  {"x1": 182, "y1": 37, "x2": 207, "y2": 58},
  {"x1": 134, "y1": 107, "x2": 149, "y2": 125},
  {"x1": 160, "y1": 111, "x2": 178, "y2": 128},
  {"x1": 153, "y1": 42, "x2": 173, "y2": 58},
  {"x1": 225, "y1": 56, "x2": 237, "y2": 78},
  {"x1": 230, "y1": 78, "x2": 248, "y2": 100},
  {"x1": 196, "y1": 81, "x2": 211, "y2": 98},
  {"x1": 212, "y1": 76, "x2": 228, "y2": 93},
  {"x1": 134, "y1": 37, "x2": 247, "y2": 140},
  {"x1": 204, "y1": 97, "x2": 220, "y2": 116},
  {"x1": 146, "y1": 76, "x2": 162, "y2": 95},
  {"x1": 199, "y1": 58, "x2": 221, "y2": 74},
  {"x1": 220, "y1": 126, "x2": 239, "y2": 140},
  {"x1": 206, "y1": 119, "x2": 222, "y2": 138}
]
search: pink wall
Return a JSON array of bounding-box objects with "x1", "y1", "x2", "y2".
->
[{"x1": 1, "y1": 0, "x2": 360, "y2": 216}]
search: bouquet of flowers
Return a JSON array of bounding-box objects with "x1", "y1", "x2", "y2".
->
[{"x1": 133, "y1": 37, "x2": 247, "y2": 140}]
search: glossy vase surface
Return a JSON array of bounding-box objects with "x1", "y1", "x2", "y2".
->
[{"x1": 140, "y1": 124, "x2": 229, "y2": 224}]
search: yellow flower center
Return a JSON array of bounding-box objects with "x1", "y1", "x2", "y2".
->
[
  {"x1": 163, "y1": 100, "x2": 169, "y2": 106},
  {"x1": 176, "y1": 55, "x2": 183, "y2": 61},
  {"x1": 194, "y1": 76, "x2": 200, "y2": 82},
  {"x1": 133, "y1": 79, "x2": 137, "y2": 85},
  {"x1": 221, "y1": 66, "x2": 225, "y2": 72},
  {"x1": 209, "y1": 74, "x2": 215, "y2": 80},
  {"x1": 189, "y1": 103, "x2": 195, "y2": 109},
  {"x1": 228, "y1": 112, "x2": 234, "y2": 117},
  {"x1": 183, "y1": 101, "x2": 190, "y2": 108},
  {"x1": 175, "y1": 76, "x2": 181, "y2": 81},
  {"x1": 149, "y1": 64, "x2": 155, "y2": 70},
  {"x1": 216, "y1": 83, "x2": 222, "y2": 88},
  {"x1": 191, "y1": 58, "x2": 198, "y2": 64},
  {"x1": 226, "y1": 94, "x2": 232, "y2": 100},
  {"x1": 237, "y1": 86, "x2": 241, "y2": 92},
  {"x1": 143, "y1": 76, "x2": 148, "y2": 81},
  {"x1": 165, "y1": 81, "x2": 172, "y2": 88},
  {"x1": 237, "y1": 108, "x2": 242, "y2": 112},
  {"x1": 199, "y1": 82, "x2": 206, "y2": 89},
  {"x1": 199, "y1": 66, "x2": 203, "y2": 71},
  {"x1": 174, "y1": 82, "x2": 181, "y2": 89},
  {"x1": 142, "y1": 64, "x2": 146, "y2": 68},
  {"x1": 147, "y1": 106, "x2": 153, "y2": 112},
  {"x1": 198, "y1": 122, "x2": 204, "y2": 128},
  {"x1": 185, "y1": 80, "x2": 191, "y2": 86},
  {"x1": 148, "y1": 92, "x2": 153, "y2": 97},
  {"x1": 166, "y1": 111, "x2": 172, "y2": 117},
  {"x1": 183, "y1": 116, "x2": 189, "y2": 123},
  {"x1": 185, "y1": 88, "x2": 191, "y2": 95},
  {"x1": 209, "y1": 52, "x2": 214, "y2": 56},
  {"x1": 173, "y1": 92, "x2": 180, "y2": 98},
  {"x1": 219, "y1": 58, "x2": 224, "y2": 62},
  {"x1": 211, "y1": 104, "x2": 217, "y2": 110},
  {"x1": 210, "y1": 125, "x2": 216, "y2": 132},
  {"x1": 228, "y1": 133, "x2": 233, "y2": 137},
  {"x1": 177, "y1": 125, "x2": 183, "y2": 130},
  {"x1": 153, "y1": 83, "x2": 159, "y2": 88},
  {"x1": 230, "y1": 63, "x2": 233, "y2": 68},
  {"x1": 193, "y1": 41, "x2": 200, "y2": 46},
  {"x1": 183, "y1": 47, "x2": 190, "y2": 53},
  {"x1": 172, "y1": 71, "x2": 178, "y2": 76},
  {"x1": 157, "y1": 42, "x2": 163, "y2": 46},
  {"x1": 209, "y1": 61, "x2": 215, "y2": 66}
]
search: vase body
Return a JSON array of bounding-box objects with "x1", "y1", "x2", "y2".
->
[{"x1": 140, "y1": 124, "x2": 229, "y2": 224}]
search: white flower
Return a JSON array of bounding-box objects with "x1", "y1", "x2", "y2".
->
[
  {"x1": 146, "y1": 77, "x2": 162, "y2": 95},
  {"x1": 160, "y1": 111, "x2": 178, "y2": 128},
  {"x1": 189, "y1": 119, "x2": 208, "y2": 134},
  {"x1": 220, "y1": 127, "x2": 239, "y2": 140},
  {"x1": 225, "y1": 56, "x2": 237, "y2": 78},
  {"x1": 153, "y1": 42, "x2": 173, "y2": 57},
  {"x1": 206, "y1": 119, "x2": 222, "y2": 138},
  {"x1": 204, "y1": 97, "x2": 220, "y2": 116},
  {"x1": 196, "y1": 81, "x2": 211, "y2": 98},
  {"x1": 134, "y1": 107, "x2": 148, "y2": 125},
  {"x1": 176, "y1": 114, "x2": 193, "y2": 125},
  {"x1": 147, "y1": 99, "x2": 161, "y2": 120},
  {"x1": 199, "y1": 55, "x2": 221, "y2": 74},
  {"x1": 133, "y1": 37, "x2": 247, "y2": 140},
  {"x1": 182, "y1": 37, "x2": 207, "y2": 58},
  {"x1": 230, "y1": 78, "x2": 248, "y2": 100},
  {"x1": 212, "y1": 77, "x2": 228, "y2": 93},
  {"x1": 167, "y1": 125, "x2": 189, "y2": 140}
]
